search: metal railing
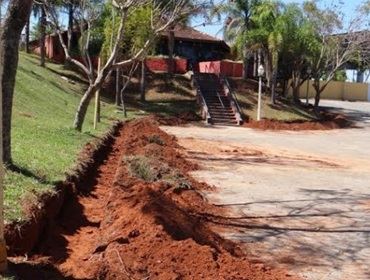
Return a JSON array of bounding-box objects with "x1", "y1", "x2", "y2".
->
[
  {"x1": 193, "y1": 75, "x2": 211, "y2": 124},
  {"x1": 222, "y1": 76, "x2": 242, "y2": 114},
  {"x1": 216, "y1": 89, "x2": 225, "y2": 108}
]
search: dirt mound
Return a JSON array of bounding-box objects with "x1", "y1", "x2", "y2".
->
[
  {"x1": 245, "y1": 113, "x2": 353, "y2": 131},
  {"x1": 10, "y1": 118, "x2": 299, "y2": 280}
]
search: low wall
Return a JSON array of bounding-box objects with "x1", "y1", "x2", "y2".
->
[
  {"x1": 289, "y1": 80, "x2": 370, "y2": 102},
  {"x1": 199, "y1": 60, "x2": 243, "y2": 77},
  {"x1": 145, "y1": 57, "x2": 188, "y2": 74}
]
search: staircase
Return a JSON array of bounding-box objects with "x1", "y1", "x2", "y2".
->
[{"x1": 194, "y1": 73, "x2": 242, "y2": 126}]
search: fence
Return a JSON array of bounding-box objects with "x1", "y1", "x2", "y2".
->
[{"x1": 288, "y1": 80, "x2": 370, "y2": 102}]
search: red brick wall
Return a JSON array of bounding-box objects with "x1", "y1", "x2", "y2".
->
[
  {"x1": 199, "y1": 61, "x2": 221, "y2": 74},
  {"x1": 199, "y1": 60, "x2": 243, "y2": 77},
  {"x1": 232, "y1": 62, "x2": 243, "y2": 77},
  {"x1": 145, "y1": 57, "x2": 187, "y2": 74}
]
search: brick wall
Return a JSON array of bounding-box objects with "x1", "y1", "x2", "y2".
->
[
  {"x1": 145, "y1": 57, "x2": 188, "y2": 74},
  {"x1": 199, "y1": 60, "x2": 243, "y2": 77}
]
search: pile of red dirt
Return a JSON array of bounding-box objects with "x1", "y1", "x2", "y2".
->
[
  {"x1": 245, "y1": 113, "x2": 353, "y2": 131},
  {"x1": 9, "y1": 117, "x2": 299, "y2": 280}
]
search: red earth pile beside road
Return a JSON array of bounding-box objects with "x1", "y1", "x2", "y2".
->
[
  {"x1": 10, "y1": 117, "x2": 299, "y2": 280},
  {"x1": 245, "y1": 113, "x2": 353, "y2": 131}
]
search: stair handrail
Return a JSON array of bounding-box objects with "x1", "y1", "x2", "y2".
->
[
  {"x1": 222, "y1": 76, "x2": 242, "y2": 114},
  {"x1": 216, "y1": 88, "x2": 226, "y2": 108},
  {"x1": 220, "y1": 75, "x2": 243, "y2": 125},
  {"x1": 192, "y1": 74, "x2": 211, "y2": 124}
]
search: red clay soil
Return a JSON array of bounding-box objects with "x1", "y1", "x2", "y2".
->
[
  {"x1": 245, "y1": 113, "x2": 353, "y2": 131},
  {"x1": 10, "y1": 117, "x2": 299, "y2": 280}
]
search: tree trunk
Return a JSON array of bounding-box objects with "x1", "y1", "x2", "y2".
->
[
  {"x1": 314, "y1": 91, "x2": 321, "y2": 108},
  {"x1": 313, "y1": 80, "x2": 321, "y2": 108},
  {"x1": 243, "y1": 55, "x2": 248, "y2": 79},
  {"x1": 0, "y1": 0, "x2": 33, "y2": 271},
  {"x1": 25, "y1": 17, "x2": 30, "y2": 53},
  {"x1": 271, "y1": 68, "x2": 277, "y2": 104},
  {"x1": 281, "y1": 79, "x2": 288, "y2": 97},
  {"x1": 265, "y1": 52, "x2": 272, "y2": 93},
  {"x1": 292, "y1": 85, "x2": 300, "y2": 104},
  {"x1": 40, "y1": 6, "x2": 46, "y2": 67},
  {"x1": 253, "y1": 52, "x2": 257, "y2": 77},
  {"x1": 0, "y1": 0, "x2": 33, "y2": 165},
  {"x1": 242, "y1": 47, "x2": 249, "y2": 79},
  {"x1": 115, "y1": 69, "x2": 120, "y2": 106},
  {"x1": 140, "y1": 60, "x2": 146, "y2": 102},
  {"x1": 120, "y1": 75, "x2": 128, "y2": 118},
  {"x1": 168, "y1": 26, "x2": 175, "y2": 75},
  {"x1": 67, "y1": 3, "x2": 73, "y2": 53},
  {"x1": 73, "y1": 85, "x2": 96, "y2": 131}
]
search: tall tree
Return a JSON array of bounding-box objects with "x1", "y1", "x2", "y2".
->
[
  {"x1": 304, "y1": 0, "x2": 370, "y2": 108},
  {"x1": 0, "y1": 0, "x2": 33, "y2": 270},
  {"x1": 243, "y1": 0, "x2": 285, "y2": 103},
  {"x1": 213, "y1": 0, "x2": 261, "y2": 78},
  {"x1": 42, "y1": 0, "x2": 198, "y2": 131},
  {"x1": 32, "y1": 3, "x2": 47, "y2": 67},
  {"x1": 25, "y1": 15, "x2": 31, "y2": 53},
  {"x1": 279, "y1": 3, "x2": 318, "y2": 103},
  {"x1": 0, "y1": 0, "x2": 33, "y2": 164}
]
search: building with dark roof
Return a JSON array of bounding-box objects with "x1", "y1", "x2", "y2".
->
[
  {"x1": 157, "y1": 25, "x2": 230, "y2": 68},
  {"x1": 30, "y1": 25, "x2": 230, "y2": 71}
]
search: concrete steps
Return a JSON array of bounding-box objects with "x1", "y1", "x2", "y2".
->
[{"x1": 195, "y1": 73, "x2": 238, "y2": 125}]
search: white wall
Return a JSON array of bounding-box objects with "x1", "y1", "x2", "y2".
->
[{"x1": 346, "y1": 69, "x2": 370, "y2": 84}]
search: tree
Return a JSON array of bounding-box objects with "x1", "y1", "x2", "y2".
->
[
  {"x1": 25, "y1": 14, "x2": 31, "y2": 53},
  {"x1": 0, "y1": 0, "x2": 33, "y2": 270},
  {"x1": 32, "y1": 2, "x2": 47, "y2": 67},
  {"x1": 304, "y1": 0, "x2": 370, "y2": 108},
  {"x1": 213, "y1": 0, "x2": 261, "y2": 78},
  {"x1": 278, "y1": 3, "x2": 318, "y2": 103},
  {"x1": 242, "y1": 0, "x2": 286, "y2": 103},
  {"x1": 42, "y1": 0, "x2": 198, "y2": 131}
]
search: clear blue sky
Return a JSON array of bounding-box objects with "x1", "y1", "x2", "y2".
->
[{"x1": 192, "y1": 0, "x2": 367, "y2": 38}]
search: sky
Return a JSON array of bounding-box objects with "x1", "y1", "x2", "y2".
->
[{"x1": 192, "y1": 0, "x2": 367, "y2": 38}]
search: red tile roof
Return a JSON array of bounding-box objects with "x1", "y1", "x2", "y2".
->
[{"x1": 160, "y1": 25, "x2": 230, "y2": 50}]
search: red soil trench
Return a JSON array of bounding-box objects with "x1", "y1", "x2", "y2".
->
[
  {"x1": 244, "y1": 113, "x2": 353, "y2": 131},
  {"x1": 10, "y1": 117, "x2": 300, "y2": 280}
]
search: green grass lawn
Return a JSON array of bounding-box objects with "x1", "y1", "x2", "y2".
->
[
  {"x1": 125, "y1": 73, "x2": 198, "y2": 117},
  {"x1": 230, "y1": 78, "x2": 316, "y2": 121},
  {"x1": 4, "y1": 53, "x2": 136, "y2": 222}
]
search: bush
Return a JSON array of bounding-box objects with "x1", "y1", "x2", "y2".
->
[
  {"x1": 147, "y1": 135, "x2": 164, "y2": 146},
  {"x1": 124, "y1": 156, "x2": 157, "y2": 182}
]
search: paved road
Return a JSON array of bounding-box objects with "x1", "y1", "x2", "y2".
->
[{"x1": 162, "y1": 101, "x2": 370, "y2": 280}]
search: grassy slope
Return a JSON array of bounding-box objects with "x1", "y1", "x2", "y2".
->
[
  {"x1": 127, "y1": 73, "x2": 198, "y2": 116},
  {"x1": 4, "y1": 53, "x2": 128, "y2": 222},
  {"x1": 230, "y1": 78, "x2": 315, "y2": 121}
]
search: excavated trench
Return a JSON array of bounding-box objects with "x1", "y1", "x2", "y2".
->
[{"x1": 8, "y1": 117, "x2": 299, "y2": 280}]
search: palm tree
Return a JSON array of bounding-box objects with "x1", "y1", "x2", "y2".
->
[
  {"x1": 213, "y1": 0, "x2": 261, "y2": 78},
  {"x1": 243, "y1": 0, "x2": 286, "y2": 103},
  {"x1": 65, "y1": 0, "x2": 79, "y2": 53},
  {"x1": 32, "y1": 3, "x2": 47, "y2": 67},
  {"x1": 0, "y1": 0, "x2": 2, "y2": 24},
  {"x1": 155, "y1": 0, "x2": 194, "y2": 75},
  {"x1": 25, "y1": 15, "x2": 30, "y2": 53}
]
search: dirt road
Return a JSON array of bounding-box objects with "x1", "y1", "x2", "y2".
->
[
  {"x1": 162, "y1": 101, "x2": 370, "y2": 280},
  {"x1": 10, "y1": 118, "x2": 297, "y2": 280}
]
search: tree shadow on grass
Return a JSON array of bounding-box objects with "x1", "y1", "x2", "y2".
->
[
  {"x1": 132, "y1": 100, "x2": 198, "y2": 117},
  {"x1": 46, "y1": 66, "x2": 88, "y2": 86},
  {"x1": 7, "y1": 164, "x2": 56, "y2": 185}
]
